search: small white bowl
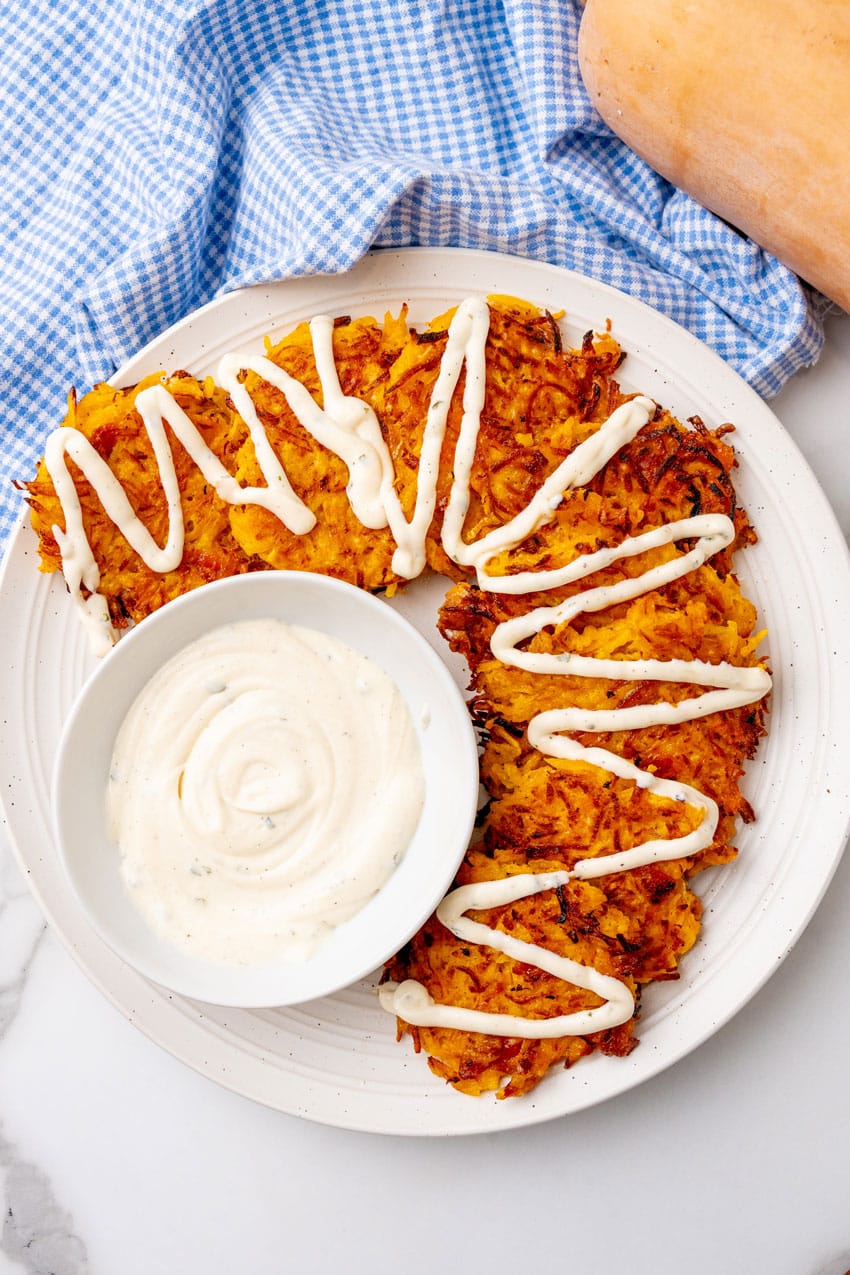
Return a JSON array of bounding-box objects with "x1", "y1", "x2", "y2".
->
[{"x1": 52, "y1": 571, "x2": 479, "y2": 1007}]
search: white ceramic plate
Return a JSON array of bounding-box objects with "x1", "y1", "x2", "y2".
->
[{"x1": 2, "y1": 247, "x2": 849, "y2": 1136}]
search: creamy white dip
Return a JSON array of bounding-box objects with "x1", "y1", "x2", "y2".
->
[{"x1": 107, "y1": 618, "x2": 425, "y2": 966}]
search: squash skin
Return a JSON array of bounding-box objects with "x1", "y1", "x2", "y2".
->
[{"x1": 577, "y1": 0, "x2": 850, "y2": 311}]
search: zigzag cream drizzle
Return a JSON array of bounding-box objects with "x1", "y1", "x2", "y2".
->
[{"x1": 43, "y1": 297, "x2": 771, "y2": 1037}]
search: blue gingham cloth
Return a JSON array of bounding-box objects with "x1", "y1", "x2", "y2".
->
[{"x1": 0, "y1": 0, "x2": 824, "y2": 555}]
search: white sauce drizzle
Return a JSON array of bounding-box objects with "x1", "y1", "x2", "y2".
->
[
  {"x1": 385, "y1": 873, "x2": 634, "y2": 1039},
  {"x1": 107, "y1": 618, "x2": 424, "y2": 965},
  {"x1": 42, "y1": 296, "x2": 772, "y2": 1034}
]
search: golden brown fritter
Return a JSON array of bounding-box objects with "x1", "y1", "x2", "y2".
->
[
  {"x1": 384, "y1": 839, "x2": 699, "y2": 1097},
  {"x1": 227, "y1": 312, "x2": 408, "y2": 589},
  {"x1": 23, "y1": 373, "x2": 258, "y2": 629},
  {"x1": 378, "y1": 297, "x2": 625, "y2": 579}
]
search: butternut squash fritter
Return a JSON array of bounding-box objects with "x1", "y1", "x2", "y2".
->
[
  {"x1": 228, "y1": 312, "x2": 408, "y2": 589},
  {"x1": 22, "y1": 295, "x2": 769, "y2": 1101},
  {"x1": 24, "y1": 373, "x2": 258, "y2": 629}
]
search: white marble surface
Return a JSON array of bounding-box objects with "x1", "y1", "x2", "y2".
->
[{"x1": 1, "y1": 308, "x2": 849, "y2": 1275}]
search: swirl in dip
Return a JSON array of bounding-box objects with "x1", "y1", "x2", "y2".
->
[{"x1": 106, "y1": 617, "x2": 425, "y2": 966}]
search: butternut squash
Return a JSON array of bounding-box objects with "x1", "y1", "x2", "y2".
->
[{"x1": 577, "y1": 0, "x2": 850, "y2": 311}]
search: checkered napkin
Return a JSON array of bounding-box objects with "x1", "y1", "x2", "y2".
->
[{"x1": 0, "y1": 0, "x2": 824, "y2": 555}]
